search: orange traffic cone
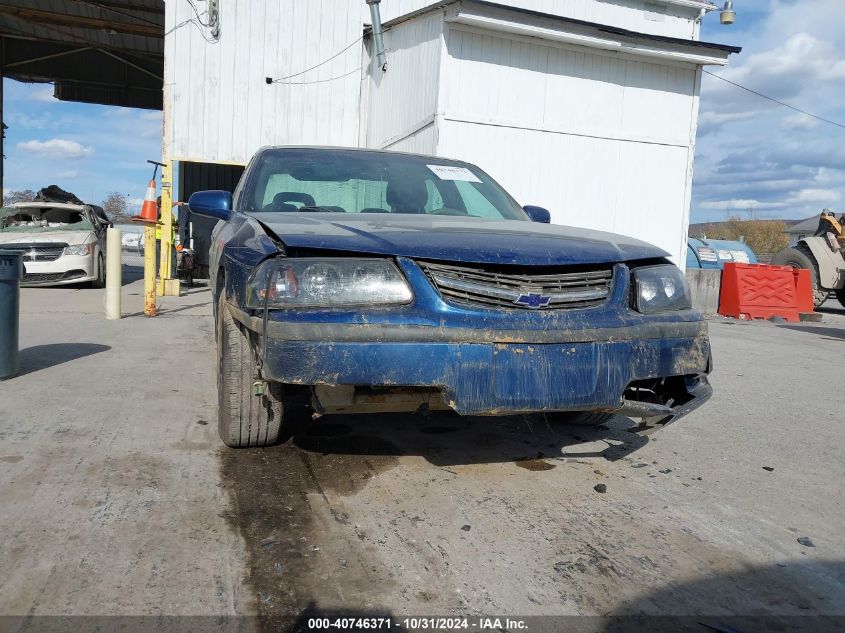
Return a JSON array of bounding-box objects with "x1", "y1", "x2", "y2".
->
[{"x1": 132, "y1": 179, "x2": 159, "y2": 224}]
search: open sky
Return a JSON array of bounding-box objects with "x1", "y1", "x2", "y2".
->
[
  {"x1": 2, "y1": 0, "x2": 843, "y2": 221},
  {"x1": 2, "y1": 81, "x2": 162, "y2": 211},
  {"x1": 693, "y1": 0, "x2": 845, "y2": 223}
]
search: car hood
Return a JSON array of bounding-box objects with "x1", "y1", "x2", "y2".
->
[
  {"x1": 250, "y1": 213, "x2": 667, "y2": 266},
  {"x1": 0, "y1": 230, "x2": 93, "y2": 245}
]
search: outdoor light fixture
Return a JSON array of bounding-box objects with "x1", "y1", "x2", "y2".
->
[{"x1": 720, "y1": 0, "x2": 736, "y2": 24}]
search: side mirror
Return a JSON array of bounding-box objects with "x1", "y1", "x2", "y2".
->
[
  {"x1": 188, "y1": 190, "x2": 232, "y2": 221},
  {"x1": 523, "y1": 205, "x2": 551, "y2": 224}
]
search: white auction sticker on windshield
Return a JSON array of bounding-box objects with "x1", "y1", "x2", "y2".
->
[{"x1": 426, "y1": 164, "x2": 481, "y2": 182}]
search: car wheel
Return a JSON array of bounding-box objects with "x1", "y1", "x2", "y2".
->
[
  {"x1": 91, "y1": 253, "x2": 106, "y2": 288},
  {"x1": 216, "y1": 290, "x2": 284, "y2": 447},
  {"x1": 771, "y1": 245, "x2": 828, "y2": 307}
]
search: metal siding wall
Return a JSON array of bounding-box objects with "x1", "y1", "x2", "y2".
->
[
  {"x1": 166, "y1": 0, "x2": 364, "y2": 164},
  {"x1": 437, "y1": 119, "x2": 690, "y2": 264},
  {"x1": 377, "y1": 0, "x2": 698, "y2": 39},
  {"x1": 365, "y1": 12, "x2": 443, "y2": 152},
  {"x1": 383, "y1": 122, "x2": 439, "y2": 153},
  {"x1": 435, "y1": 26, "x2": 698, "y2": 264},
  {"x1": 443, "y1": 27, "x2": 696, "y2": 146}
]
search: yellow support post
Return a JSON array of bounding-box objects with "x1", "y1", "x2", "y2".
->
[
  {"x1": 144, "y1": 224, "x2": 157, "y2": 317},
  {"x1": 157, "y1": 159, "x2": 180, "y2": 296}
]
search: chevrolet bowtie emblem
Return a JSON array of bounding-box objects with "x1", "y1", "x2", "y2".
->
[{"x1": 514, "y1": 292, "x2": 551, "y2": 309}]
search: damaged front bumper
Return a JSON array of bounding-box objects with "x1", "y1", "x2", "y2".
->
[{"x1": 229, "y1": 307, "x2": 712, "y2": 425}]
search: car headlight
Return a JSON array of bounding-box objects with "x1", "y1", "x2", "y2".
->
[
  {"x1": 63, "y1": 243, "x2": 93, "y2": 256},
  {"x1": 246, "y1": 258, "x2": 413, "y2": 308},
  {"x1": 632, "y1": 264, "x2": 691, "y2": 313}
]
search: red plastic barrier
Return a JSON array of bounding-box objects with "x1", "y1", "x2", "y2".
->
[
  {"x1": 718, "y1": 263, "x2": 802, "y2": 322},
  {"x1": 792, "y1": 268, "x2": 814, "y2": 313}
]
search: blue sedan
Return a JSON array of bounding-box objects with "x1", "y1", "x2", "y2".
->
[{"x1": 189, "y1": 147, "x2": 711, "y2": 447}]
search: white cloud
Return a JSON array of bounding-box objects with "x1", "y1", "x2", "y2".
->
[
  {"x1": 29, "y1": 86, "x2": 56, "y2": 103},
  {"x1": 781, "y1": 112, "x2": 819, "y2": 129},
  {"x1": 6, "y1": 112, "x2": 51, "y2": 130},
  {"x1": 692, "y1": 0, "x2": 845, "y2": 222},
  {"x1": 789, "y1": 188, "x2": 841, "y2": 203},
  {"x1": 56, "y1": 170, "x2": 80, "y2": 179},
  {"x1": 698, "y1": 110, "x2": 758, "y2": 127},
  {"x1": 17, "y1": 138, "x2": 95, "y2": 159},
  {"x1": 700, "y1": 199, "x2": 789, "y2": 211}
]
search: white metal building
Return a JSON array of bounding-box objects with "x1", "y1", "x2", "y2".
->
[{"x1": 164, "y1": 0, "x2": 739, "y2": 265}]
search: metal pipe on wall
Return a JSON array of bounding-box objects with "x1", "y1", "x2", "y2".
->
[
  {"x1": 105, "y1": 227, "x2": 122, "y2": 320},
  {"x1": 366, "y1": 0, "x2": 387, "y2": 71}
]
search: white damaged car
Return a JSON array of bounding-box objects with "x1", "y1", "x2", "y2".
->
[{"x1": 0, "y1": 201, "x2": 110, "y2": 287}]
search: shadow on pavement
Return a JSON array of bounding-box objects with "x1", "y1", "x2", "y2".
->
[
  {"x1": 14, "y1": 343, "x2": 111, "y2": 377},
  {"x1": 122, "y1": 265, "x2": 144, "y2": 285},
  {"x1": 604, "y1": 560, "x2": 845, "y2": 633},
  {"x1": 777, "y1": 324, "x2": 845, "y2": 341},
  {"x1": 289, "y1": 411, "x2": 648, "y2": 467}
]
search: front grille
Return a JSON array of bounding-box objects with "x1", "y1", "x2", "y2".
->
[
  {"x1": 417, "y1": 260, "x2": 614, "y2": 310},
  {"x1": 23, "y1": 270, "x2": 87, "y2": 284},
  {"x1": 4, "y1": 243, "x2": 68, "y2": 262}
]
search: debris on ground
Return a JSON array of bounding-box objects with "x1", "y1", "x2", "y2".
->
[
  {"x1": 260, "y1": 538, "x2": 280, "y2": 550},
  {"x1": 594, "y1": 483, "x2": 607, "y2": 494},
  {"x1": 631, "y1": 463, "x2": 648, "y2": 468},
  {"x1": 658, "y1": 468, "x2": 672, "y2": 474},
  {"x1": 461, "y1": 525, "x2": 471, "y2": 532},
  {"x1": 797, "y1": 537, "x2": 815, "y2": 548},
  {"x1": 762, "y1": 466, "x2": 774, "y2": 472}
]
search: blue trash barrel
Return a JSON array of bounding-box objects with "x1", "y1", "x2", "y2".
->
[
  {"x1": 687, "y1": 238, "x2": 757, "y2": 270},
  {"x1": 0, "y1": 250, "x2": 23, "y2": 379}
]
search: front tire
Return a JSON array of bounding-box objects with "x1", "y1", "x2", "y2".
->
[
  {"x1": 91, "y1": 253, "x2": 106, "y2": 289},
  {"x1": 216, "y1": 291, "x2": 284, "y2": 447},
  {"x1": 770, "y1": 245, "x2": 828, "y2": 307}
]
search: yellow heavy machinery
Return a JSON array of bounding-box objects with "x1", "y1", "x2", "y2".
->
[{"x1": 772, "y1": 210, "x2": 845, "y2": 308}]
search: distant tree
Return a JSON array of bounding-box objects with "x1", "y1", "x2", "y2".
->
[
  {"x1": 723, "y1": 216, "x2": 788, "y2": 258},
  {"x1": 101, "y1": 191, "x2": 131, "y2": 222},
  {"x1": 3, "y1": 189, "x2": 36, "y2": 206},
  {"x1": 695, "y1": 212, "x2": 789, "y2": 259}
]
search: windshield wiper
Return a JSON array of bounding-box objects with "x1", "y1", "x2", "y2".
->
[{"x1": 298, "y1": 206, "x2": 342, "y2": 213}]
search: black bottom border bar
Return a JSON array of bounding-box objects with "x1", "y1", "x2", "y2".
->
[{"x1": 2, "y1": 615, "x2": 844, "y2": 633}]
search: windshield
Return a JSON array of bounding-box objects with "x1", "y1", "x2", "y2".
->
[
  {"x1": 0, "y1": 205, "x2": 94, "y2": 232},
  {"x1": 241, "y1": 148, "x2": 528, "y2": 221}
]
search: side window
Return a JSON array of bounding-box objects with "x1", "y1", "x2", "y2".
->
[{"x1": 452, "y1": 181, "x2": 503, "y2": 218}]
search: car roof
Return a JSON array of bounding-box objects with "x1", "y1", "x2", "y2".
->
[{"x1": 255, "y1": 145, "x2": 475, "y2": 166}]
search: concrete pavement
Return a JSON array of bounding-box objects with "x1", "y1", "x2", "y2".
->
[{"x1": 1, "y1": 278, "x2": 843, "y2": 630}]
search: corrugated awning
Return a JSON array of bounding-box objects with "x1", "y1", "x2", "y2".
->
[{"x1": 0, "y1": 0, "x2": 164, "y2": 109}]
